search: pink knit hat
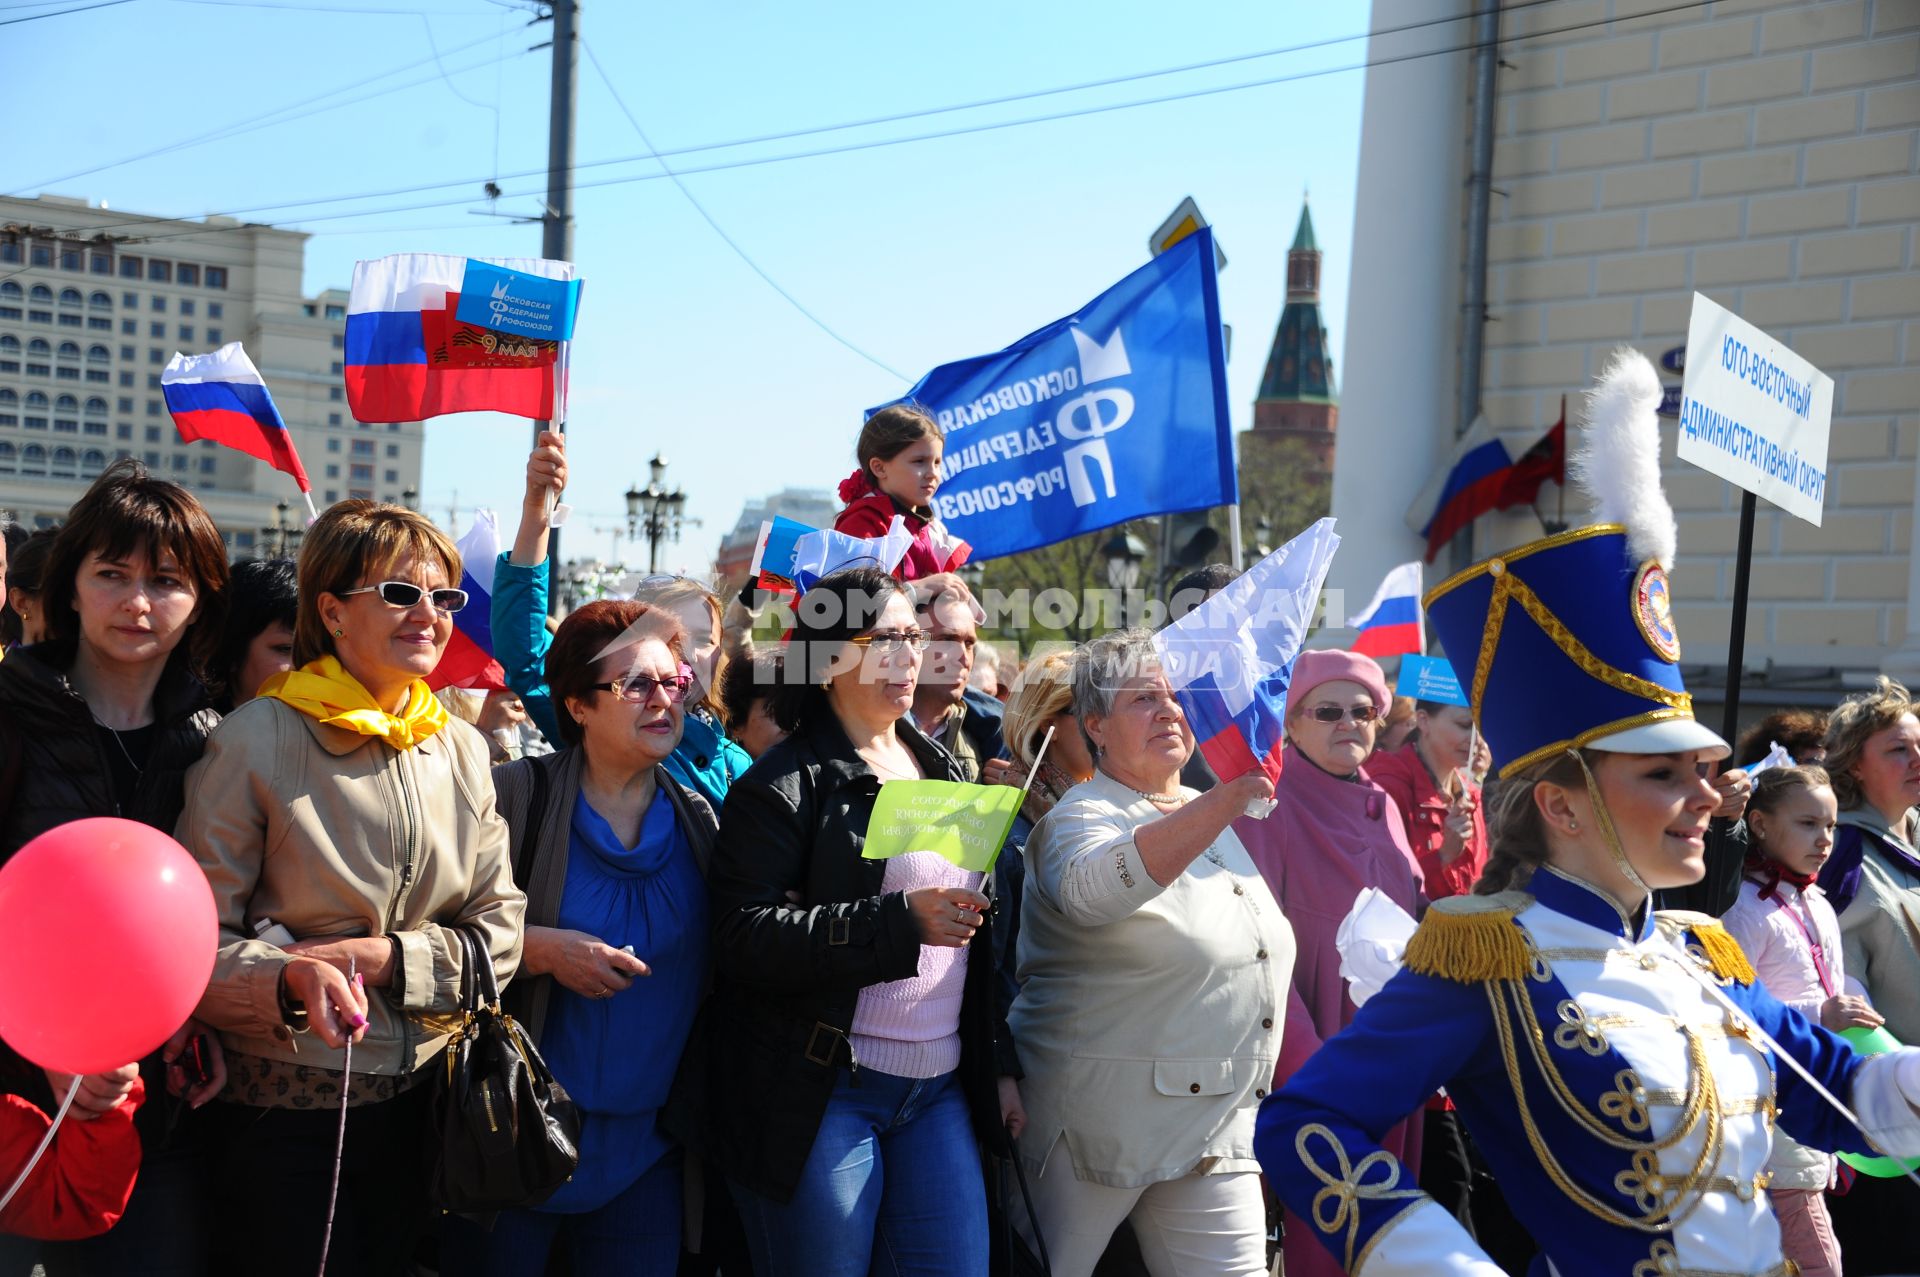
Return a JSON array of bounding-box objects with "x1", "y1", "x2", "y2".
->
[{"x1": 1289, "y1": 649, "x2": 1391, "y2": 715}]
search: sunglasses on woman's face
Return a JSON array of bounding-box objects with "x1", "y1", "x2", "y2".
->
[
  {"x1": 341, "y1": 580, "x2": 470, "y2": 614},
  {"x1": 1307, "y1": 703, "x2": 1379, "y2": 724}
]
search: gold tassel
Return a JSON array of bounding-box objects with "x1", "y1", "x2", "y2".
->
[
  {"x1": 1403, "y1": 897, "x2": 1531, "y2": 984},
  {"x1": 1687, "y1": 920, "x2": 1756, "y2": 986}
]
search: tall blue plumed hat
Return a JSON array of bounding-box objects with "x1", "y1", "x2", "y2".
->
[{"x1": 1425, "y1": 349, "x2": 1730, "y2": 779}]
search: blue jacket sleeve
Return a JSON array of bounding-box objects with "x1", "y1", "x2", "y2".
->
[
  {"x1": 490, "y1": 552, "x2": 559, "y2": 744},
  {"x1": 1728, "y1": 974, "x2": 1875, "y2": 1156},
  {"x1": 1257, "y1": 968, "x2": 1497, "y2": 1273}
]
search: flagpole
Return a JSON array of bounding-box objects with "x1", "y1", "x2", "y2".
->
[{"x1": 301, "y1": 491, "x2": 320, "y2": 525}]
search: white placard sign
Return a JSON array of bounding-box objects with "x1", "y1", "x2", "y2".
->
[{"x1": 1676, "y1": 292, "x2": 1833, "y2": 526}]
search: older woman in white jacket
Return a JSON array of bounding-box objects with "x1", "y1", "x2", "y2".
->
[{"x1": 1009, "y1": 630, "x2": 1293, "y2": 1277}]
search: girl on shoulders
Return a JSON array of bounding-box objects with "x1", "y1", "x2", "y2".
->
[{"x1": 834, "y1": 404, "x2": 969, "y2": 584}]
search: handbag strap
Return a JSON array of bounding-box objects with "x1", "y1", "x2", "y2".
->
[
  {"x1": 512, "y1": 755, "x2": 552, "y2": 888},
  {"x1": 458, "y1": 924, "x2": 501, "y2": 1010},
  {"x1": 1003, "y1": 1124, "x2": 1052, "y2": 1276}
]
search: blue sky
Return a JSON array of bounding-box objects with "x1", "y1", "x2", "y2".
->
[{"x1": 4, "y1": 0, "x2": 1367, "y2": 573}]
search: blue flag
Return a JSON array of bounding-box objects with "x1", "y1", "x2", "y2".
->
[{"x1": 872, "y1": 229, "x2": 1235, "y2": 561}]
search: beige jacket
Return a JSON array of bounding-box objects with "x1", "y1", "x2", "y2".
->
[
  {"x1": 1009, "y1": 774, "x2": 1295, "y2": 1188},
  {"x1": 178, "y1": 696, "x2": 526, "y2": 1080}
]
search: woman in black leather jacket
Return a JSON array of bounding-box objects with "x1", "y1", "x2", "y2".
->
[{"x1": 672, "y1": 567, "x2": 1011, "y2": 1277}]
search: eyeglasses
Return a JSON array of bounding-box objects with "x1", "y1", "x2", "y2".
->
[
  {"x1": 598, "y1": 670, "x2": 695, "y2": 704},
  {"x1": 846, "y1": 630, "x2": 930, "y2": 655},
  {"x1": 1308, "y1": 704, "x2": 1380, "y2": 724},
  {"x1": 341, "y1": 581, "x2": 469, "y2": 614}
]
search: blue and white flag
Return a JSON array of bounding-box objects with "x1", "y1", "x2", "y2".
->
[
  {"x1": 873, "y1": 228, "x2": 1235, "y2": 561},
  {"x1": 1153, "y1": 517, "x2": 1341, "y2": 784}
]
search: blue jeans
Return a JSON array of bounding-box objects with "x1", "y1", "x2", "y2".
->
[
  {"x1": 731, "y1": 1068, "x2": 988, "y2": 1277},
  {"x1": 440, "y1": 1149, "x2": 681, "y2": 1276}
]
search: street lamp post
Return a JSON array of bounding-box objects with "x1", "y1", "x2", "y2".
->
[
  {"x1": 261, "y1": 500, "x2": 303, "y2": 560},
  {"x1": 1103, "y1": 530, "x2": 1149, "y2": 628},
  {"x1": 624, "y1": 453, "x2": 696, "y2": 573}
]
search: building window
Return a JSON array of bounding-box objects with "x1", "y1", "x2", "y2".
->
[
  {"x1": 179, "y1": 326, "x2": 193, "y2": 343},
  {"x1": 331, "y1": 333, "x2": 344, "y2": 349},
  {"x1": 24, "y1": 417, "x2": 46, "y2": 430},
  {"x1": 150, "y1": 296, "x2": 165, "y2": 313},
  {"x1": 148, "y1": 350, "x2": 164, "y2": 365},
  {"x1": 147, "y1": 400, "x2": 162, "y2": 416},
  {"x1": 118, "y1": 371, "x2": 132, "y2": 387},
  {"x1": 88, "y1": 291, "x2": 110, "y2": 310},
  {"x1": 208, "y1": 302, "x2": 223, "y2": 319},
  {"x1": 178, "y1": 264, "x2": 199, "y2": 287},
  {"x1": 85, "y1": 369, "x2": 108, "y2": 384},
  {"x1": 179, "y1": 299, "x2": 194, "y2": 316},
  {"x1": 326, "y1": 438, "x2": 340, "y2": 453},
  {"x1": 90, "y1": 254, "x2": 111, "y2": 275},
  {"x1": 205, "y1": 267, "x2": 227, "y2": 290},
  {"x1": 324, "y1": 304, "x2": 345, "y2": 320},
  {"x1": 328, "y1": 413, "x2": 342, "y2": 426},
  {"x1": 144, "y1": 426, "x2": 161, "y2": 443},
  {"x1": 27, "y1": 339, "x2": 49, "y2": 358},
  {"x1": 83, "y1": 396, "x2": 106, "y2": 415},
  {"x1": 329, "y1": 387, "x2": 342, "y2": 401},
  {"x1": 350, "y1": 463, "x2": 374, "y2": 481},
  {"x1": 57, "y1": 314, "x2": 82, "y2": 328},
  {"x1": 26, "y1": 393, "x2": 47, "y2": 409},
  {"x1": 146, "y1": 374, "x2": 160, "y2": 389},
  {"x1": 120, "y1": 292, "x2": 136, "y2": 308},
  {"x1": 86, "y1": 317, "x2": 110, "y2": 331},
  {"x1": 30, "y1": 245, "x2": 51, "y2": 268},
  {"x1": 54, "y1": 367, "x2": 78, "y2": 382},
  {"x1": 0, "y1": 415, "x2": 13, "y2": 428},
  {"x1": 117, "y1": 397, "x2": 132, "y2": 413},
  {"x1": 120, "y1": 319, "x2": 135, "y2": 335},
  {"x1": 143, "y1": 450, "x2": 160, "y2": 466},
  {"x1": 0, "y1": 387, "x2": 13, "y2": 403},
  {"x1": 119, "y1": 345, "x2": 134, "y2": 361},
  {"x1": 348, "y1": 488, "x2": 372, "y2": 501},
  {"x1": 115, "y1": 424, "x2": 131, "y2": 440},
  {"x1": 149, "y1": 323, "x2": 163, "y2": 338},
  {"x1": 148, "y1": 260, "x2": 172, "y2": 283},
  {"x1": 53, "y1": 419, "x2": 77, "y2": 434},
  {"x1": 200, "y1": 456, "x2": 215, "y2": 473},
  {"x1": 56, "y1": 342, "x2": 78, "y2": 361},
  {"x1": 206, "y1": 329, "x2": 220, "y2": 345},
  {"x1": 86, "y1": 345, "x2": 107, "y2": 364},
  {"x1": 384, "y1": 468, "x2": 398, "y2": 483},
  {"x1": 171, "y1": 454, "x2": 189, "y2": 472},
  {"x1": 325, "y1": 489, "x2": 338, "y2": 502},
  {"x1": 83, "y1": 422, "x2": 106, "y2": 437},
  {"x1": 60, "y1": 249, "x2": 82, "y2": 273},
  {"x1": 385, "y1": 443, "x2": 398, "y2": 457},
  {"x1": 0, "y1": 238, "x2": 18, "y2": 264},
  {"x1": 27, "y1": 312, "x2": 50, "y2": 325},
  {"x1": 119, "y1": 257, "x2": 142, "y2": 279},
  {"x1": 326, "y1": 463, "x2": 340, "y2": 478},
  {"x1": 57, "y1": 289, "x2": 80, "y2": 307},
  {"x1": 28, "y1": 286, "x2": 51, "y2": 304},
  {"x1": 351, "y1": 439, "x2": 374, "y2": 456}
]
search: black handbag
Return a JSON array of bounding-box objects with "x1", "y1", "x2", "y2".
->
[{"x1": 428, "y1": 925, "x2": 581, "y2": 1212}]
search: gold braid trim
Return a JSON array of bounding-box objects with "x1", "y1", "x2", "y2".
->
[
  {"x1": 1423, "y1": 523, "x2": 1627, "y2": 608},
  {"x1": 1402, "y1": 894, "x2": 1534, "y2": 984}
]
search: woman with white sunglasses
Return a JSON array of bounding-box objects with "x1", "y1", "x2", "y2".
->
[
  {"x1": 1229, "y1": 648, "x2": 1429, "y2": 1277},
  {"x1": 180, "y1": 500, "x2": 525, "y2": 1276}
]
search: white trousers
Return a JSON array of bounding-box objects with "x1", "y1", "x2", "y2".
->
[{"x1": 1016, "y1": 1148, "x2": 1267, "y2": 1277}]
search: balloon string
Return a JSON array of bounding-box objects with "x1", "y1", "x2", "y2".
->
[
  {"x1": 0, "y1": 1074, "x2": 83, "y2": 1217},
  {"x1": 316, "y1": 959, "x2": 354, "y2": 1277}
]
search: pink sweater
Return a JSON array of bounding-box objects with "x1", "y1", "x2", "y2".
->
[{"x1": 850, "y1": 852, "x2": 974, "y2": 1078}]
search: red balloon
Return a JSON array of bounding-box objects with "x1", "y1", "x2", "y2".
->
[{"x1": 0, "y1": 818, "x2": 217, "y2": 1076}]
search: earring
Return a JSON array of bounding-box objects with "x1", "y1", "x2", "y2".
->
[
  {"x1": 1569, "y1": 818, "x2": 1580, "y2": 832},
  {"x1": 333, "y1": 628, "x2": 344, "y2": 638}
]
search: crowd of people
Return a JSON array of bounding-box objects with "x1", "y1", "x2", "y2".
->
[{"x1": 0, "y1": 389, "x2": 1916, "y2": 1277}]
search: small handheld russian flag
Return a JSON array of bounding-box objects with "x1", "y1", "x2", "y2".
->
[
  {"x1": 428, "y1": 509, "x2": 508, "y2": 692},
  {"x1": 161, "y1": 343, "x2": 313, "y2": 511},
  {"x1": 1349, "y1": 562, "x2": 1425, "y2": 659}
]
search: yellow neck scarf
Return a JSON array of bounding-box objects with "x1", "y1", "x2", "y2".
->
[{"x1": 261, "y1": 654, "x2": 448, "y2": 750}]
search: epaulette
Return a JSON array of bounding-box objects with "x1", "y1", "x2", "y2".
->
[
  {"x1": 1654, "y1": 911, "x2": 1756, "y2": 986},
  {"x1": 1402, "y1": 891, "x2": 1534, "y2": 984}
]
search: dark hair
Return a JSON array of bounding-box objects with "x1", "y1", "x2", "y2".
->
[
  {"x1": 1167, "y1": 563, "x2": 1239, "y2": 620},
  {"x1": 1475, "y1": 751, "x2": 1591, "y2": 895},
  {"x1": 41, "y1": 460, "x2": 230, "y2": 674},
  {"x1": 1, "y1": 527, "x2": 57, "y2": 647},
  {"x1": 210, "y1": 558, "x2": 299, "y2": 711},
  {"x1": 545, "y1": 600, "x2": 687, "y2": 748},
  {"x1": 767, "y1": 567, "x2": 911, "y2": 733},
  {"x1": 852, "y1": 404, "x2": 943, "y2": 494},
  {"x1": 718, "y1": 649, "x2": 784, "y2": 735},
  {"x1": 1735, "y1": 709, "x2": 1830, "y2": 768}
]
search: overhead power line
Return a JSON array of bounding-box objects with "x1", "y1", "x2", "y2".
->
[{"x1": 583, "y1": 38, "x2": 906, "y2": 379}]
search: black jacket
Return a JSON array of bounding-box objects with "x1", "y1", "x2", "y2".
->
[
  {"x1": 0, "y1": 639, "x2": 219, "y2": 859},
  {"x1": 668, "y1": 711, "x2": 1010, "y2": 1202}
]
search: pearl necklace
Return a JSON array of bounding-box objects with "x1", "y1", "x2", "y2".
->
[{"x1": 1101, "y1": 766, "x2": 1183, "y2": 806}]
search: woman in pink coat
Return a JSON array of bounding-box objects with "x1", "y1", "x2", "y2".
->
[{"x1": 1232, "y1": 649, "x2": 1427, "y2": 1277}]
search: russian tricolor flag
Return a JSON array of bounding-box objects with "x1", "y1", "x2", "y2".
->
[
  {"x1": 345, "y1": 254, "x2": 575, "y2": 425},
  {"x1": 1153, "y1": 518, "x2": 1340, "y2": 783},
  {"x1": 1404, "y1": 415, "x2": 1513, "y2": 563},
  {"x1": 1350, "y1": 561, "x2": 1425, "y2": 658},
  {"x1": 161, "y1": 343, "x2": 309, "y2": 491},
  {"x1": 428, "y1": 508, "x2": 507, "y2": 692}
]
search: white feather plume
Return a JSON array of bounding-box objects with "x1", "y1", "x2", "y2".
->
[{"x1": 1569, "y1": 347, "x2": 1676, "y2": 568}]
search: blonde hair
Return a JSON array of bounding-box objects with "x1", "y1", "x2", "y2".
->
[
  {"x1": 1746, "y1": 765, "x2": 1834, "y2": 857},
  {"x1": 1002, "y1": 649, "x2": 1076, "y2": 769},
  {"x1": 1823, "y1": 676, "x2": 1914, "y2": 811},
  {"x1": 294, "y1": 501, "x2": 461, "y2": 667},
  {"x1": 631, "y1": 576, "x2": 725, "y2": 716}
]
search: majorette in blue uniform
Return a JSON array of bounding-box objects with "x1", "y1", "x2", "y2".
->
[{"x1": 1255, "y1": 350, "x2": 1920, "y2": 1277}]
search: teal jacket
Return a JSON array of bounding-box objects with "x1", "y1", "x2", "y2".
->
[{"x1": 490, "y1": 553, "x2": 750, "y2": 809}]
